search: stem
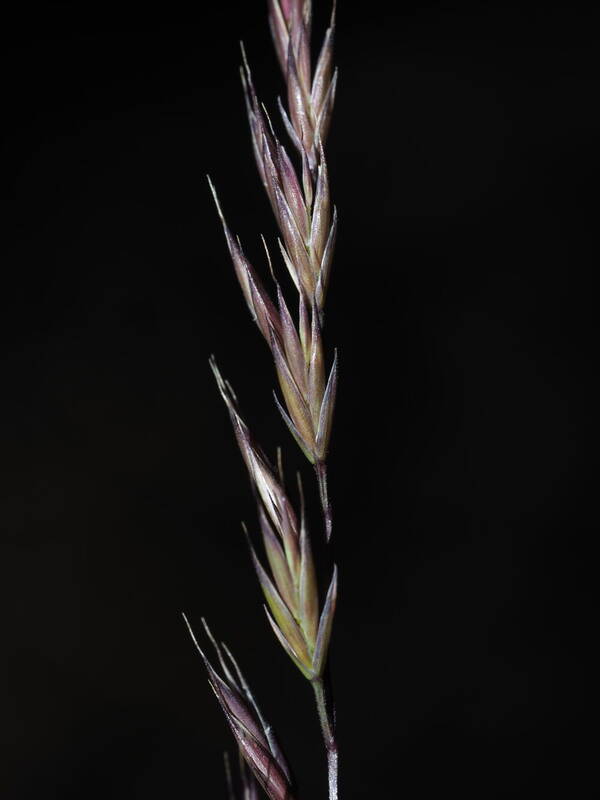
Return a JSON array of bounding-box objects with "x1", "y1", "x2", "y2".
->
[
  {"x1": 312, "y1": 677, "x2": 338, "y2": 800},
  {"x1": 316, "y1": 461, "x2": 333, "y2": 541}
]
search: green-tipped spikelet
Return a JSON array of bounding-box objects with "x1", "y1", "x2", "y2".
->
[{"x1": 211, "y1": 358, "x2": 337, "y2": 680}]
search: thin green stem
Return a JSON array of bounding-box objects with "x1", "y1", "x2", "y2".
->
[{"x1": 312, "y1": 677, "x2": 338, "y2": 800}]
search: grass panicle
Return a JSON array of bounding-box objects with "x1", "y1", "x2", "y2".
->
[{"x1": 188, "y1": 3, "x2": 341, "y2": 798}]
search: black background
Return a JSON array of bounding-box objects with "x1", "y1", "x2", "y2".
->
[{"x1": 2, "y1": 1, "x2": 597, "y2": 797}]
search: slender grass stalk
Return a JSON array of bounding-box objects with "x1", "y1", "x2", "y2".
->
[
  {"x1": 185, "y1": 3, "x2": 341, "y2": 798},
  {"x1": 312, "y1": 677, "x2": 338, "y2": 800}
]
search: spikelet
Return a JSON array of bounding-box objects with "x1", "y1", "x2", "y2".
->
[
  {"x1": 211, "y1": 359, "x2": 338, "y2": 680},
  {"x1": 209, "y1": 183, "x2": 338, "y2": 472},
  {"x1": 267, "y1": 1, "x2": 338, "y2": 173},
  {"x1": 184, "y1": 616, "x2": 295, "y2": 800}
]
